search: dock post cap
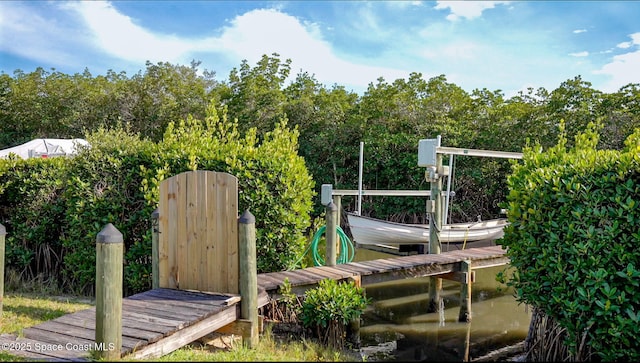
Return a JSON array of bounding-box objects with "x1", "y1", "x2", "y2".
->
[
  {"x1": 96, "y1": 223, "x2": 123, "y2": 244},
  {"x1": 0, "y1": 223, "x2": 5, "y2": 235},
  {"x1": 151, "y1": 207, "x2": 159, "y2": 218},
  {"x1": 326, "y1": 201, "x2": 337, "y2": 211},
  {"x1": 239, "y1": 209, "x2": 255, "y2": 224}
]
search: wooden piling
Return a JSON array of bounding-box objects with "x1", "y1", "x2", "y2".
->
[
  {"x1": 325, "y1": 202, "x2": 338, "y2": 266},
  {"x1": 0, "y1": 223, "x2": 5, "y2": 316},
  {"x1": 238, "y1": 210, "x2": 258, "y2": 348},
  {"x1": 95, "y1": 223, "x2": 123, "y2": 360},
  {"x1": 428, "y1": 151, "x2": 444, "y2": 313},
  {"x1": 347, "y1": 275, "x2": 362, "y2": 348},
  {"x1": 333, "y1": 195, "x2": 342, "y2": 256},
  {"x1": 458, "y1": 260, "x2": 472, "y2": 322},
  {"x1": 151, "y1": 208, "x2": 159, "y2": 290}
]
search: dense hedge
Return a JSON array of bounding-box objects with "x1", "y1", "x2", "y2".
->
[
  {"x1": 500, "y1": 123, "x2": 640, "y2": 361},
  {"x1": 0, "y1": 103, "x2": 314, "y2": 295}
]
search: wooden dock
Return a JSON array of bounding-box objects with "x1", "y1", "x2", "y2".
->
[
  {"x1": 0, "y1": 245, "x2": 508, "y2": 361},
  {"x1": 259, "y1": 245, "x2": 509, "y2": 294},
  {"x1": 1, "y1": 288, "x2": 269, "y2": 361}
]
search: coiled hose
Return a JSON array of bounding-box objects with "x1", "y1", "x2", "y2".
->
[{"x1": 310, "y1": 225, "x2": 355, "y2": 266}]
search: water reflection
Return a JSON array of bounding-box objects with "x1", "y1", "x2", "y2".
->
[{"x1": 353, "y1": 248, "x2": 531, "y2": 362}]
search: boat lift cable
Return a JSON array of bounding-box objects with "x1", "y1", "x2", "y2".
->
[{"x1": 310, "y1": 225, "x2": 355, "y2": 266}]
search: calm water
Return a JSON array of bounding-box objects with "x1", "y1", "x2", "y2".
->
[{"x1": 353, "y1": 248, "x2": 532, "y2": 362}]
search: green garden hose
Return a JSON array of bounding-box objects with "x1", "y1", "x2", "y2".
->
[{"x1": 310, "y1": 225, "x2": 355, "y2": 266}]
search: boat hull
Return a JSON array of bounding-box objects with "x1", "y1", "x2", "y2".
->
[{"x1": 346, "y1": 213, "x2": 507, "y2": 250}]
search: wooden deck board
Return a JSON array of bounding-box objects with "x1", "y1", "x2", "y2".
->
[
  {"x1": 306, "y1": 266, "x2": 354, "y2": 279},
  {"x1": 272, "y1": 270, "x2": 321, "y2": 286},
  {"x1": 126, "y1": 292, "x2": 224, "y2": 314},
  {"x1": 53, "y1": 312, "x2": 163, "y2": 341},
  {"x1": 54, "y1": 308, "x2": 173, "y2": 335},
  {"x1": 0, "y1": 334, "x2": 88, "y2": 361},
  {"x1": 256, "y1": 273, "x2": 286, "y2": 291},
  {"x1": 28, "y1": 322, "x2": 145, "y2": 350}
]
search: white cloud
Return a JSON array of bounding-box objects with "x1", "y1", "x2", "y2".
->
[
  {"x1": 211, "y1": 8, "x2": 408, "y2": 90},
  {"x1": 617, "y1": 41, "x2": 633, "y2": 49},
  {"x1": 55, "y1": 2, "x2": 408, "y2": 91},
  {"x1": 434, "y1": 1, "x2": 510, "y2": 21},
  {"x1": 573, "y1": 29, "x2": 587, "y2": 34},
  {"x1": 0, "y1": 2, "x2": 90, "y2": 67},
  {"x1": 617, "y1": 33, "x2": 639, "y2": 49},
  {"x1": 569, "y1": 51, "x2": 589, "y2": 57},
  {"x1": 594, "y1": 33, "x2": 640, "y2": 92},
  {"x1": 68, "y1": 1, "x2": 194, "y2": 63}
]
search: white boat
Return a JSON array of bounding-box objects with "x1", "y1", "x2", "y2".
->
[{"x1": 346, "y1": 212, "x2": 508, "y2": 250}]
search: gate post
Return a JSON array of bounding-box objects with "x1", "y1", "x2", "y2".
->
[
  {"x1": 239, "y1": 210, "x2": 258, "y2": 348},
  {"x1": 95, "y1": 223, "x2": 123, "y2": 360}
]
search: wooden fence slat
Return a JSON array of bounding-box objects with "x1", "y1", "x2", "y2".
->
[
  {"x1": 176, "y1": 172, "x2": 188, "y2": 289},
  {"x1": 158, "y1": 180, "x2": 169, "y2": 288},
  {"x1": 167, "y1": 175, "x2": 179, "y2": 288},
  {"x1": 184, "y1": 171, "x2": 197, "y2": 290},
  {"x1": 197, "y1": 171, "x2": 208, "y2": 291},
  {"x1": 213, "y1": 173, "x2": 227, "y2": 293},
  {"x1": 205, "y1": 172, "x2": 217, "y2": 292},
  {"x1": 219, "y1": 172, "x2": 230, "y2": 293},
  {"x1": 223, "y1": 172, "x2": 239, "y2": 294}
]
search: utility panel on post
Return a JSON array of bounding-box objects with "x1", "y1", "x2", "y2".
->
[
  {"x1": 418, "y1": 138, "x2": 439, "y2": 167},
  {"x1": 321, "y1": 184, "x2": 333, "y2": 206}
]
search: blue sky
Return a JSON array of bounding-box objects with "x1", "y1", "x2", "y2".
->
[{"x1": 1, "y1": 1, "x2": 639, "y2": 97}]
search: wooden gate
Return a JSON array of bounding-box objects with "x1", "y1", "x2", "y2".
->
[{"x1": 157, "y1": 171, "x2": 239, "y2": 294}]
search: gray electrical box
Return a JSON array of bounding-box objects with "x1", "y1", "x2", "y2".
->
[
  {"x1": 418, "y1": 138, "x2": 438, "y2": 167},
  {"x1": 321, "y1": 184, "x2": 333, "y2": 206}
]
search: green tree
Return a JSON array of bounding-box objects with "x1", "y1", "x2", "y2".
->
[
  {"x1": 283, "y1": 72, "x2": 361, "y2": 214},
  {"x1": 122, "y1": 60, "x2": 215, "y2": 141},
  {"x1": 597, "y1": 83, "x2": 640, "y2": 150},
  {"x1": 545, "y1": 76, "x2": 604, "y2": 146},
  {"x1": 221, "y1": 53, "x2": 291, "y2": 136}
]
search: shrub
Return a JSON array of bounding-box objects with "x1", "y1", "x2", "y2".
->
[
  {"x1": 0, "y1": 102, "x2": 315, "y2": 295},
  {"x1": 0, "y1": 155, "x2": 68, "y2": 284},
  {"x1": 300, "y1": 278, "x2": 370, "y2": 350},
  {"x1": 500, "y1": 122, "x2": 640, "y2": 361}
]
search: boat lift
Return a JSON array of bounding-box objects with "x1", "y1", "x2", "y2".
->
[
  {"x1": 418, "y1": 135, "x2": 522, "y2": 319},
  {"x1": 320, "y1": 137, "x2": 523, "y2": 320},
  {"x1": 418, "y1": 136, "x2": 523, "y2": 250}
]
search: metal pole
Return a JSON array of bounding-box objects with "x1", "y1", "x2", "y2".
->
[
  {"x1": 357, "y1": 141, "x2": 364, "y2": 215},
  {"x1": 444, "y1": 154, "x2": 454, "y2": 225}
]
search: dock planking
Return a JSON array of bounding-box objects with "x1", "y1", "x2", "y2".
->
[
  {"x1": 257, "y1": 245, "x2": 509, "y2": 293},
  {"x1": 1, "y1": 288, "x2": 269, "y2": 361},
  {"x1": 1, "y1": 246, "x2": 508, "y2": 361}
]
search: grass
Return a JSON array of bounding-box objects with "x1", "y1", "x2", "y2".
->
[
  {"x1": 0, "y1": 291, "x2": 364, "y2": 362},
  {"x1": 1, "y1": 293, "x2": 93, "y2": 336}
]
